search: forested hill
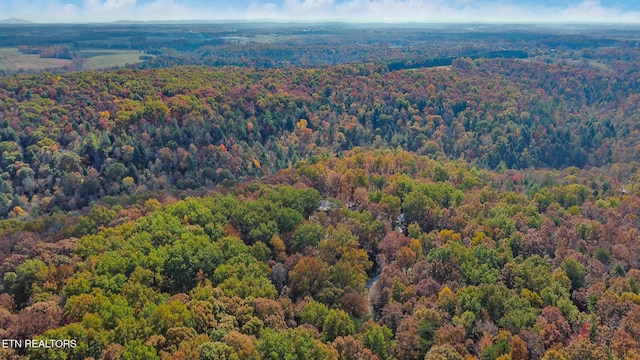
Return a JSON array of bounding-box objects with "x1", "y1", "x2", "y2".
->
[
  {"x1": 1, "y1": 149, "x2": 640, "y2": 359},
  {"x1": 2, "y1": 54, "x2": 640, "y2": 219}
]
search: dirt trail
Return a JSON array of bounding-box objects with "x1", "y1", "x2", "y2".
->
[{"x1": 366, "y1": 272, "x2": 381, "y2": 315}]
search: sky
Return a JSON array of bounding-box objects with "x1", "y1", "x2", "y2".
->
[{"x1": 2, "y1": 0, "x2": 640, "y2": 23}]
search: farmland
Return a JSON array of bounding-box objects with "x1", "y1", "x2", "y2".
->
[
  {"x1": 0, "y1": 47, "x2": 71, "y2": 71},
  {"x1": 0, "y1": 47, "x2": 152, "y2": 72},
  {"x1": 80, "y1": 49, "x2": 153, "y2": 69}
]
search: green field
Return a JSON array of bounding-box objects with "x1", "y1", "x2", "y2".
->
[
  {"x1": 80, "y1": 50, "x2": 154, "y2": 70},
  {"x1": 0, "y1": 47, "x2": 71, "y2": 71},
  {"x1": 0, "y1": 48, "x2": 153, "y2": 72}
]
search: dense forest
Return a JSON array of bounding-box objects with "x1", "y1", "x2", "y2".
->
[
  {"x1": 2, "y1": 49, "x2": 640, "y2": 219},
  {"x1": 2, "y1": 24, "x2": 640, "y2": 360}
]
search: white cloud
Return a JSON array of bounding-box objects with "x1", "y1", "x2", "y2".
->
[
  {"x1": 2, "y1": 0, "x2": 640, "y2": 23},
  {"x1": 554, "y1": 0, "x2": 639, "y2": 22},
  {"x1": 102, "y1": 0, "x2": 137, "y2": 10}
]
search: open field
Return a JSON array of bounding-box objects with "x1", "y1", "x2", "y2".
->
[
  {"x1": 248, "y1": 34, "x2": 306, "y2": 44},
  {"x1": 0, "y1": 48, "x2": 153, "y2": 71},
  {"x1": 80, "y1": 49, "x2": 153, "y2": 69},
  {"x1": 0, "y1": 47, "x2": 71, "y2": 71}
]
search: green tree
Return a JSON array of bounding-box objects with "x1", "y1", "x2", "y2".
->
[
  {"x1": 258, "y1": 328, "x2": 338, "y2": 360},
  {"x1": 292, "y1": 223, "x2": 325, "y2": 251},
  {"x1": 79, "y1": 177, "x2": 101, "y2": 198},
  {"x1": 561, "y1": 257, "x2": 587, "y2": 290},
  {"x1": 4, "y1": 259, "x2": 49, "y2": 308},
  {"x1": 300, "y1": 301, "x2": 330, "y2": 331},
  {"x1": 162, "y1": 233, "x2": 221, "y2": 293},
  {"x1": 276, "y1": 207, "x2": 304, "y2": 232},
  {"x1": 213, "y1": 254, "x2": 277, "y2": 299},
  {"x1": 511, "y1": 255, "x2": 553, "y2": 293},
  {"x1": 198, "y1": 342, "x2": 232, "y2": 360},
  {"x1": 122, "y1": 340, "x2": 159, "y2": 360},
  {"x1": 323, "y1": 309, "x2": 355, "y2": 341},
  {"x1": 88, "y1": 205, "x2": 117, "y2": 227},
  {"x1": 594, "y1": 248, "x2": 611, "y2": 265},
  {"x1": 498, "y1": 296, "x2": 539, "y2": 333},
  {"x1": 363, "y1": 324, "x2": 395, "y2": 360},
  {"x1": 60, "y1": 172, "x2": 82, "y2": 196},
  {"x1": 271, "y1": 187, "x2": 321, "y2": 218},
  {"x1": 105, "y1": 162, "x2": 127, "y2": 182},
  {"x1": 404, "y1": 190, "x2": 437, "y2": 232},
  {"x1": 148, "y1": 299, "x2": 195, "y2": 334}
]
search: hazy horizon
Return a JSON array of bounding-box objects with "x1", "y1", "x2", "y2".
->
[{"x1": 2, "y1": 0, "x2": 640, "y2": 24}]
